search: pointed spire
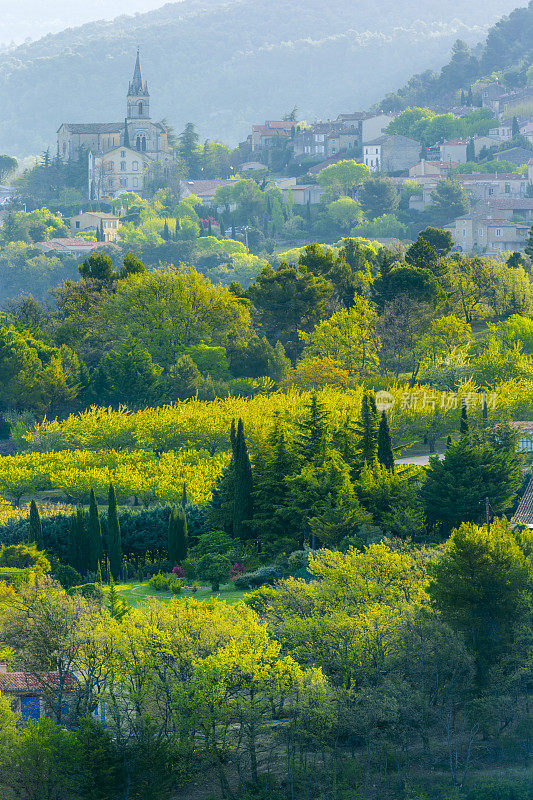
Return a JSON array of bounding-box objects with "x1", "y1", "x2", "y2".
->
[{"x1": 128, "y1": 49, "x2": 149, "y2": 97}]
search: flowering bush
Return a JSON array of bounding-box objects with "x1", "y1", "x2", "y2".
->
[
  {"x1": 230, "y1": 562, "x2": 245, "y2": 580},
  {"x1": 172, "y1": 565, "x2": 185, "y2": 578}
]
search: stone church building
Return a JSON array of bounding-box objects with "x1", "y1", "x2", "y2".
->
[{"x1": 57, "y1": 52, "x2": 173, "y2": 199}]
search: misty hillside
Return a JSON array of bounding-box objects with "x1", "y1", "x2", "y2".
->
[
  {"x1": 383, "y1": 0, "x2": 533, "y2": 109},
  {"x1": 0, "y1": 0, "x2": 527, "y2": 155}
]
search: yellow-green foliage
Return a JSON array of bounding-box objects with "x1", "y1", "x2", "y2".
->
[
  {"x1": 0, "y1": 449, "x2": 229, "y2": 505},
  {"x1": 24, "y1": 380, "x2": 533, "y2": 456}
]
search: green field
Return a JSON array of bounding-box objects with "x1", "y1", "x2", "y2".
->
[{"x1": 106, "y1": 581, "x2": 249, "y2": 608}]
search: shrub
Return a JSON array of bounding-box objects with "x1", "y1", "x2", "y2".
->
[
  {"x1": 52, "y1": 563, "x2": 82, "y2": 590},
  {"x1": 68, "y1": 583, "x2": 104, "y2": 602},
  {"x1": 0, "y1": 543, "x2": 50, "y2": 573},
  {"x1": 196, "y1": 553, "x2": 231, "y2": 591},
  {"x1": 169, "y1": 578, "x2": 183, "y2": 595},
  {"x1": 0, "y1": 566, "x2": 34, "y2": 587},
  {"x1": 230, "y1": 562, "x2": 245, "y2": 580},
  {"x1": 234, "y1": 565, "x2": 282, "y2": 590},
  {"x1": 181, "y1": 558, "x2": 197, "y2": 580},
  {"x1": 172, "y1": 565, "x2": 185, "y2": 578},
  {"x1": 148, "y1": 573, "x2": 171, "y2": 591}
]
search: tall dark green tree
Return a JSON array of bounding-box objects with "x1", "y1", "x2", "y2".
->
[
  {"x1": 107, "y1": 483, "x2": 122, "y2": 581},
  {"x1": 377, "y1": 412, "x2": 395, "y2": 472},
  {"x1": 422, "y1": 436, "x2": 522, "y2": 535},
  {"x1": 231, "y1": 419, "x2": 254, "y2": 540},
  {"x1": 168, "y1": 506, "x2": 188, "y2": 564},
  {"x1": 29, "y1": 499, "x2": 43, "y2": 550},
  {"x1": 88, "y1": 489, "x2": 103, "y2": 573},
  {"x1": 525, "y1": 224, "x2": 533, "y2": 259},
  {"x1": 460, "y1": 403, "x2": 469, "y2": 435},
  {"x1": 295, "y1": 392, "x2": 328, "y2": 465},
  {"x1": 178, "y1": 122, "x2": 200, "y2": 178},
  {"x1": 356, "y1": 392, "x2": 379, "y2": 463}
]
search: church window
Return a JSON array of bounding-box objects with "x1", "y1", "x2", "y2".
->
[
  {"x1": 138, "y1": 102, "x2": 143, "y2": 116},
  {"x1": 121, "y1": 162, "x2": 126, "y2": 171},
  {"x1": 142, "y1": 138, "x2": 146, "y2": 152},
  {"x1": 121, "y1": 151, "x2": 126, "y2": 158}
]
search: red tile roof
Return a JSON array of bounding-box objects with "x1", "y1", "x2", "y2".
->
[{"x1": 0, "y1": 671, "x2": 77, "y2": 693}]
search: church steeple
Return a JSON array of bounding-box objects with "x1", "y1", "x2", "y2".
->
[
  {"x1": 128, "y1": 49, "x2": 149, "y2": 98},
  {"x1": 127, "y1": 50, "x2": 150, "y2": 121}
]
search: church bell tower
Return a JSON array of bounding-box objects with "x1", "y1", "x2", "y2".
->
[{"x1": 126, "y1": 50, "x2": 151, "y2": 152}]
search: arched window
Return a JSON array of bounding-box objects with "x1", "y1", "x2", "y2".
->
[
  {"x1": 141, "y1": 137, "x2": 146, "y2": 152},
  {"x1": 136, "y1": 136, "x2": 141, "y2": 152}
]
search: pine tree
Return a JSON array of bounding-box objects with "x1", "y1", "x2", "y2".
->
[
  {"x1": 377, "y1": 412, "x2": 394, "y2": 472},
  {"x1": 295, "y1": 392, "x2": 328, "y2": 465},
  {"x1": 29, "y1": 500, "x2": 43, "y2": 550},
  {"x1": 232, "y1": 419, "x2": 254, "y2": 540},
  {"x1": 107, "y1": 484, "x2": 122, "y2": 581},
  {"x1": 107, "y1": 578, "x2": 129, "y2": 621},
  {"x1": 460, "y1": 403, "x2": 469, "y2": 436},
  {"x1": 356, "y1": 392, "x2": 379, "y2": 463},
  {"x1": 88, "y1": 489, "x2": 103, "y2": 573}
]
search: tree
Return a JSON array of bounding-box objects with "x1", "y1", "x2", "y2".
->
[
  {"x1": 196, "y1": 553, "x2": 231, "y2": 591},
  {"x1": 168, "y1": 505, "x2": 188, "y2": 564},
  {"x1": 429, "y1": 520, "x2": 532, "y2": 682},
  {"x1": 231, "y1": 419, "x2": 253, "y2": 540},
  {"x1": 355, "y1": 392, "x2": 378, "y2": 463},
  {"x1": 99, "y1": 335, "x2": 162, "y2": 406},
  {"x1": 247, "y1": 262, "x2": 333, "y2": 363},
  {"x1": 422, "y1": 436, "x2": 522, "y2": 535},
  {"x1": 405, "y1": 237, "x2": 442, "y2": 275},
  {"x1": 327, "y1": 197, "x2": 364, "y2": 233},
  {"x1": 430, "y1": 179, "x2": 470, "y2": 224},
  {"x1": 88, "y1": 489, "x2": 103, "y2": 574},
  {"x1": 317, "y1": 160, "x2": 371, "y2": 199},
  {"x1": 301, "y1": 298, "x2": 379, "y2": 375},
  {"x1": 120, "y1": 250, "x2": 145, "y2": 278},
  {"x1": 460, "y1": 403, "x2": 469, "y2": 436},
  {"x1": 358, "y1": 176, "x2": 399, "y2": 219},
  {"x1": 107, "y1": 483, "x2": 122, "y2": 581},
  {"x1": 418, "y1": 227, "x2": 453, "y2": 256},
  {"x1": 512, "y1": 116, "x2": 520, "y2": 138},
  {"x1": 29, "y1": 500, "x2": 43, "y2": 550},
  {"x1": 295, "y1": 392, "x2": 329, "y2": 466},
  {"x1": 377, "y1": 412, "x2": 394, "y2": 472},
  {"x1": 178, "y1": 123, "x2": 200, "y2": 177},
  {"x1": 107, "y1": 577, "x2": 129, "y2": 621},
  {"x1": 78, "y1": 251, "x2": 115, "y2": 282},
  {"x1": 0, "y1": 154, "x2": 18, "y2": 183}
]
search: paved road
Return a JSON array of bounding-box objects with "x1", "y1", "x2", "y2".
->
[{"x1": 396, "y1": 453, "x2": 444, "y2": 466}]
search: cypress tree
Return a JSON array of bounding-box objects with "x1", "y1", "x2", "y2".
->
[
  {"x1": 88, "y1": 489, "x2": 103, "y2": 573},
  {"x1": 356, "y1": 392, "x2": 379, "y2": 463},
  {"x1": 231, "y1": 222, "x2": 236, "y2": 239},
  {"x1": 295, "y1": 392, "x2": 328, "y2": 465},
  {"x1": 525, "y1": 224, "x2": 533, "y2": 259},
  {"x1": 163, "y1": 221, "x2": 170, "y2": 240},
  {"x1": 482, "y1": 393, "x2": 488, "y2": 423},
  {"x1": 76, "y1": 506, "x2": 89, "y2": 576},
  {"x1": 377, "y1": 412, "x2": 394, "y2": 472},
  {"x1": 167, "y1": 506, "x2": 188, "y2": 564},
  {"x1": 175, "y1": 218, "x2": 180, "y2": 240},
  {"x1": 29, "y1": 500, "x2": 43, "y2": 549},
  {"x1": 107, "y1": 483, "x2": 122, "y2": 581},
  {"x1": 68, "y1": 513, "x2": 78, "y2": 572},
  {"x1": 460, "y1": 403, "x2": 469, "y2": 436},
  {"x1": 99, "y1": 220, "x2": 105, "y2": 242},
  {"x1": 232, "y1": 418, "x2": 254, "y2": 540}
]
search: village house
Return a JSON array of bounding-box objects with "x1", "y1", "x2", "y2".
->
[
  {"x1": 179, "y1": 179, "x2": 239, "y2": 206},
  {"x1": 35, "y1": 238, "x2": 111, "y2": 256},
  {"x1": 494, "y1": 147, "x2": 533, "y2": 166},
  {"x1": 250, "y1": 120, "x2": 297, "y2": 152},
  {"x1": 408, "y1": 160, "x2": 457, "y2": 179},
  {"x1": 444, "y1": 212, "x2": 530, "y2": 254},
  {"x1": 267, "y1": 176, "x2": 323, "y2": 204},
  {"x1": 0, "y1": 665, "x2": 79, "y2": 722},
  {"x1": 89, "y1": 146, "x2": 149, "y2": 199},
  {"x1": 70, "y1": 211, "x2": 122, "y2": 242},
  {"x1": 363, "y1": 134, "x2": 421, "y2": 173},
  {"x1": 439, "y1": 139, "x2": 469, "y2": 164},
  {"x1": 458, "y1": 172, "x2": 530, "y2": 201}
]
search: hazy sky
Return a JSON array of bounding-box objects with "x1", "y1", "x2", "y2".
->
[{"x1": 0, "y1": 1, "x2": 170, "y2": 45}]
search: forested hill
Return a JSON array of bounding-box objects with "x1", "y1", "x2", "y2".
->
[
  {"x1": 383, "y1": 0, "x2": 533, "y2": 109},
  {"x1": 0, "y1": 0, "x2": 525, "y2": 155}
]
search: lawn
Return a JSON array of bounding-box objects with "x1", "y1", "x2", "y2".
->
[{"x1": 106, "y1": 581, "x2": 249, "y2": 608}]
